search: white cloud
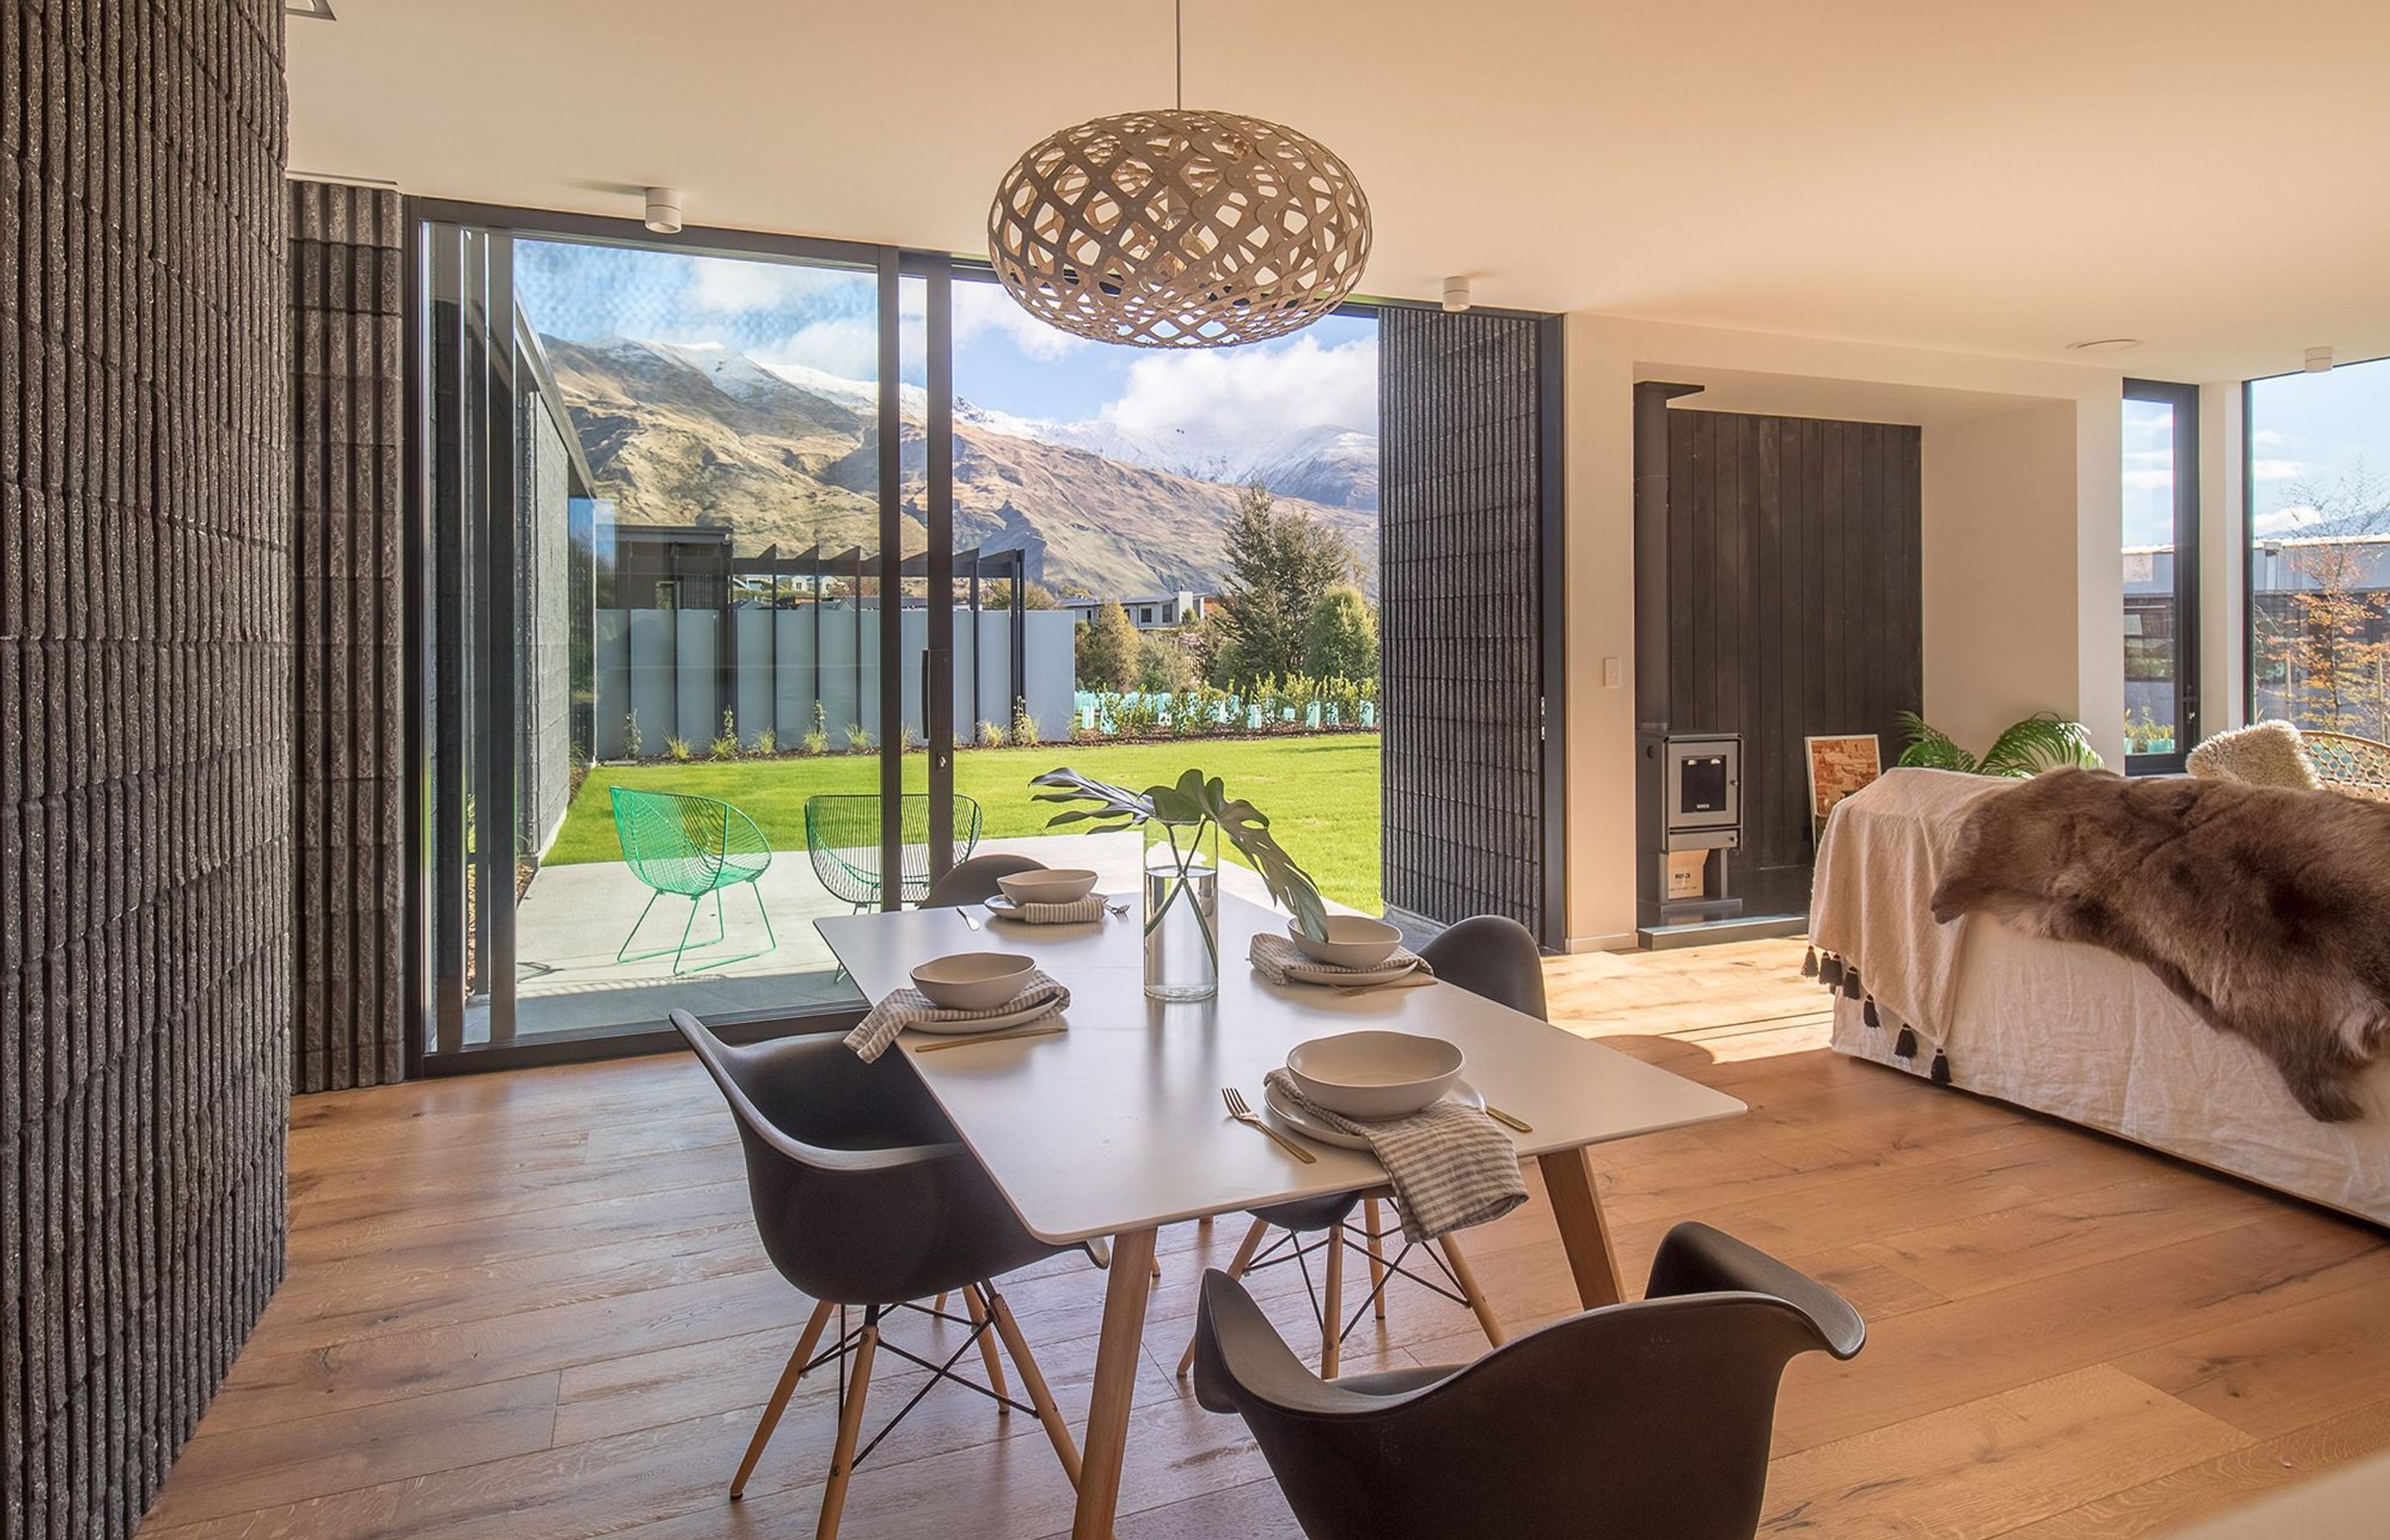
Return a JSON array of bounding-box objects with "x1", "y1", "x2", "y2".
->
[
  {"x1": 755, "y1": 316, "x2": 879, "y2": 381},
  {"x1": 2252, "y1": 457, "x2": 2308, "y2": 482},
  {"x1": 2251, "y1": 427, "x2": 2297, "y2": 451},
  {"x1": 1098, "y1": 334, "x2": 1378, "y2": 443},
  {"x1": 2255, "y1": 504, "x2": 2323, "y2": 536},
  {"x1": 2123, "y1": 469, "x2": 2174, "y2": 491},
  {"x1": 952, "y1": 282, "x2": 1087, "y2": 361},
  {"x1": 685, "y1": 256, "x2": 864, "y2": 314}
]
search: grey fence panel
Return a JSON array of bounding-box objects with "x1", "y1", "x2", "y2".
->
[
  {"x1": 593, "y1": 611, "x2": 630, "y2": 758},
  {"x1": 676, "y1": 610, "x2": 719, "y2": 745},
  {"x1": 734, "y1": 608, "x2": 776, "y2": 745}
]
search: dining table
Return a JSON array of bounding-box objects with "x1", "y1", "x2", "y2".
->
[{"x1": 817, "y1": 893, "x2": 1747, "y2": 1540}]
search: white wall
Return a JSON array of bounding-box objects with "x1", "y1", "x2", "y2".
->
[{"x1": 1559, "y1": 316, "x2": 2128, "y2": 951}]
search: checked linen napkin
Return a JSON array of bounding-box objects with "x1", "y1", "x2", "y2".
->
[
  {"x1": 843, "y1": 970, "x2": 1071, "y2": 1063},
  {"x1": 1261, "y1": 1068, "x2": 1526, "y2": 1241},
  {"x1": 1247, "y1": 932, "x2": 1434, "y2": 987},
  {"x1": 994, "y1": 895, "x2": 1111, "y2": 924}
]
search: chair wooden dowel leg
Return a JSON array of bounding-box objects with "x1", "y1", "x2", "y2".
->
[
  {"x1": 815, "y1": 1319, "x2": 880, "y2": 1540},
  {"x1": 731, "y1": 1299, "x2": 834, "y2": 1499},
  {"x1": 960, "y1": 1284, "x2": 1010, "y2": 1407},
  {"x1": 1322, "y1": 1223, "x2": 1346, "y2": 1381},
  {"x1": 1178, "y1": 1216, "x2": 1271, "y2": 1377},
  {"x1": 933, "y1": 1290, "x2": 949, "y2": 1313},
  {"x1": 1363, "y1": 1197, "x2": 1388, "y2": 1322},
  {"x1": 1149, "y1": 1254, "x2": 1163, "y2": 1280},
  {"x1": 986, "y1": 1286, "x2": 1084, "y2": 1489},
  {"x1": 1437, "y1": 1231, "x2": 1507, "y2": 1348}
]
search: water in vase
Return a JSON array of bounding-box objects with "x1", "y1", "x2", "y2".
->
[{"x1": 1142, "y1": 854, "x2": 1220, "y2": 1001}]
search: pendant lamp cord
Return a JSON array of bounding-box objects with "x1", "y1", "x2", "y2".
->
[{"x1": 1175, "y1": 0, "x2": 1183, "y2": 109}]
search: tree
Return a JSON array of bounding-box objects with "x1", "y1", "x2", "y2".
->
[
  {"x1": 2257, "y1": 466, "x2": 2390, "y2": 734},
  {"x1": 983, "y1": 578, "x2": 1057, "y2": 611},
  {"x1": 1139, "y1": 630, "x2": 1196, "y2": 693},
  {"x1": 1212, "y1": 480, "x2": 1357, "y2": 686},
  {"x1": 1075, "y1": 600, "x2": 1140, "y2": 692},
  {"x1": 1304, "y1": 586, "x2": 1378, "y2": 680}
]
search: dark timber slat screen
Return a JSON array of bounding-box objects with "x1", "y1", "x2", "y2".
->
[
  {"x1": 1665, "y1": 408, "x2": 1920, "y2": 911},
  {"x1": 2, "y1": 2, "x2": 293, "y2": 1534},
  {"x1": 1378, "y1": 309, "x2": 1548, "y2": 933},
  {"x1": 290, "y1": 181, "x2": 408, "y2": 1092}
]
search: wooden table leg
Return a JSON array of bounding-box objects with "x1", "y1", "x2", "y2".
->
[
  {"x1": 1071, "y1": 1226, "x2": 1157, "y2": 1540},
  {"x1": 1536, "y1": 1148, "x2": 1626, "y2": 1309}
]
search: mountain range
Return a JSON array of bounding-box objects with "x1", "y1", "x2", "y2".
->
[{"x1": 537, "y1": 336, "x2": 1379, "y2": 599}]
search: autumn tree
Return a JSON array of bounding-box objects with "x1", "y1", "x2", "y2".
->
[{"x1": 2260, "y1": 466, "x2": 2390, "y2": 734}]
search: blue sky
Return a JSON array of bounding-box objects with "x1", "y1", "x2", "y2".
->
[
  {"x1": 2247, "y1": 355, "x2": 2390, "y2": 535},
  {"x1": 513, "y1": 237, "x2": 1378, "y2": 438}
]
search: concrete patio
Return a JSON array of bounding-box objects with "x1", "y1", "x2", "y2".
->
[{"x1": 480, "y1": 830, "x2": 1349, "y2": 1041}]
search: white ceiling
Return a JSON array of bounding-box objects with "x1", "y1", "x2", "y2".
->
[{"x1": 286, "y1": 0, "x2": 2390, "y2": 383}]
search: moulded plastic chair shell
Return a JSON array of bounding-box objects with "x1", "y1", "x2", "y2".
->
[
  {"x1": 921, "y1": 852, "x2": 1047, "y2": 909},
  {"x1": 671, "y1": 1010, "x2": 1066, "y2": 1305},
  {"x1": 1193, "y1": 1221, "x2": 1866, "y2": 1540}
]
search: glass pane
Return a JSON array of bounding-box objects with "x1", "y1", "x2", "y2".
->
[
  {"x1": 2249, "y1": 357, "x2": 2390, "y2": 737},
  {"x1": 948, "y1": 282, "x2": 1384, "y2": 911},
  {"x1": 2122, "y1": 397, "x2": 2181, "y2": 758},
  {"x1": 459, "y1": 236, "x2": 890, "y2": 1045}
]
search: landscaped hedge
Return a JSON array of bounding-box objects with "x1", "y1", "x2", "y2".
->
[{"x1": 1071, "y1": 675, "x2": 1379, "y2": 741}]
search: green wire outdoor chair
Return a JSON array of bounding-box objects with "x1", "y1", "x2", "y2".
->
[
  {"x1": 610, "y1": 787, "x2": 778, "y2": 975},
  {"x1": 802, "y1": 794, "x2": 985, "y2": 911}
]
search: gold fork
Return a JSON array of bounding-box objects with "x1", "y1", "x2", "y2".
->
[{"x1": 1223, "y1": 1087, "x2": 1317, "y2": 1163}]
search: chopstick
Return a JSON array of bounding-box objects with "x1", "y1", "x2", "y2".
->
[{"x1": 911, "y1": 1024, "x2": 1066, "y2": 1054}]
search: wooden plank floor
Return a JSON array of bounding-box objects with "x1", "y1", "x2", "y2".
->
[{"x1": 145, "y1": 938, "x2": 2390, "y2": 1539}]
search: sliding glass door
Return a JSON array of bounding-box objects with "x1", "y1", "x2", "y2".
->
[
  {"x1": 417, "y1": 212, "x2": 971, "y2": 1061},
  {"x1": 2122, "y1": 379, "x2": 2200, "y2": 773}
]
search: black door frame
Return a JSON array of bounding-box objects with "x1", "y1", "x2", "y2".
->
[
  {"x1": 2124, "y1": 378, "x2": 2202, "y2": 774},
  {"x1": 406, "y1": 201, "x2": 963, "y2": 1073}
]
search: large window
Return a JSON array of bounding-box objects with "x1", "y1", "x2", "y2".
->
[
  {"x1": 2248, "y1": 356, "x2": 2390, "y2": 737},
  {"x1": 2123, "y1": 380, "x2": 2199, "y2": 771}
]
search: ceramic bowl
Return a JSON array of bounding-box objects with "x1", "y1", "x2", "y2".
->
[
  {"x1": 910, "y1": 953, "x2": 1036, "y2": 1011},
  {"x1": 996, "y1": 868, "x2": 1101, "y2": 906},
  {"x1": 1287, "y1": 914, "x2": 1404, "y2": 970},
  {"x1": 1285, "y1": 1031, "x2": 1466, "y2": 1120}
]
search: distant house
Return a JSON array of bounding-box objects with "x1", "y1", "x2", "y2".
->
[
  {"x1": 1058, "y1": 591, "x2": 1213, "y2": 630},
  {"x1": 613, "y1": 522, "x2": 734, "y2": 610}
]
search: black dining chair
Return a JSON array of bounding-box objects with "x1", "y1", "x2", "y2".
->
[
  {"x1": 1173, "y1": 914, "x2": 1547, "y2": 1381},
  {"x1": 921, "y1": 852, "x2": 1046, "y2": 909},
  {"x1": 1193, "y1": 1221, "x2": 1866, "y2": 1540},
  {"x1": 670, "y1": 1010, "x2": 1085, "y2": 1538}
]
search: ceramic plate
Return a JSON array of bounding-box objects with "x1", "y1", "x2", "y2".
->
[
  {"x1": 1279, "y1": 957, "x2": 1423, "y2": 988},
  {"x1": 1263, "y1": 1077, "x2": 1485, "y2": 1149},
  {"x1": 983, "y1": 895, "x2": 1110, "y2": 924},
  {"x1": 903, "y1": 999, "x2": 1065, "y2": 1036}
]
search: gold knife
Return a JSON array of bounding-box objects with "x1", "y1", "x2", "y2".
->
[{"x1": 912, "y1": 1024, "x2": 1066, "y2": 1054}]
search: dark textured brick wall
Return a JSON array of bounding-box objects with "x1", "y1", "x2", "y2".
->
[
  {"x1": 289, "y1": 179, "x2": 405, "y2": 1093},
  {"x1": 1378, "y1": 309, "x2": 1549, "y2": 933},
  {"x1": 2, "y1": 2, "x2": 292, "y2": 1536}
]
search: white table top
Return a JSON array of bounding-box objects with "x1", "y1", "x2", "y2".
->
[{"x1": 818, "y1": 896, "x2": 1746, "y2": 1245}]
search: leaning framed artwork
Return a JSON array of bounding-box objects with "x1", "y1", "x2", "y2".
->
[{"x1": 1806, "y1": 734, "x2": 1884, "y2": 844}]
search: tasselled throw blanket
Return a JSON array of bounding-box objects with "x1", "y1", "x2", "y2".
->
[{"x1": 1807, "y1": 768, "x2": 2016, "y2": 1078}]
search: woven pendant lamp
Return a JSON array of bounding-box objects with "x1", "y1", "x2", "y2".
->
[{"x1": 987, "y1": 4, "x2": 1372, "y2": 348}]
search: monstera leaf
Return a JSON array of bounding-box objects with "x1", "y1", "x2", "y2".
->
[
  {"x1": 1895, "y1": 710, "x2": 2104, "y2": 779},
  {"x1": 1032, "y1": 766, "x2": 1331, "y2": 939}
]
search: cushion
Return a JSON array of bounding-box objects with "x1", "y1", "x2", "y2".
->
[{"x1": 2185, "y1": 719, "x2": 2323, "y2": 791}]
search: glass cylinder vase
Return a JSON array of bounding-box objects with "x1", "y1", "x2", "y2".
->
[{"x1": 1142, "y1": 818, "x2": 1220, "y2": 1001}]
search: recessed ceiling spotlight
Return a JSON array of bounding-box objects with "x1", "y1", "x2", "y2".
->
[
  {"x1": 2305, "y1": 346, "x2": 2335, "y2": 373},
  {"x1": 285, "y1": 0, "x2": 335, "y2": 17},
  {"x1": 2067, "y1": 338, "x2": 2144, "y2": 353}
]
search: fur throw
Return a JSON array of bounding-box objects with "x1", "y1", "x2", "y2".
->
[
  {"x1": 1929, "y1": 768, "x2": 2389, "y2": 1121},
  {"x1": 2185, "y1": 719, "x2": 2322, "y2": 792}
]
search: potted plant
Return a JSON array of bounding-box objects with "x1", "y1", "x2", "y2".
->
[
  {"x1": 1895, "y1": 710, "x2": 2105, "y2": 777},
  {"x1": 1032, "y1": 767, "x2": 1327, "y2": 1001}
]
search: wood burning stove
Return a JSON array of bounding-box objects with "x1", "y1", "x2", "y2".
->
[{"x1": 1637, "y1": 730, "x2": 1744, "y2": 926}]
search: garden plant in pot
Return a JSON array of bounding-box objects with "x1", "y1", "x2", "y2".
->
[{"x1": 1032, "y1": 767, "x2": 1328, "y2": 1001}]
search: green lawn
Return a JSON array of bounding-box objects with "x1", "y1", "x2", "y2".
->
[{"x1": 549, "y1": 733, "x2": 1384, "y2": 910}]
